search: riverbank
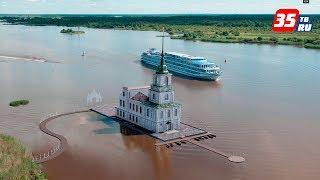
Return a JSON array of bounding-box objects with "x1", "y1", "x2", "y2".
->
[
  {"x1": 0, "y1": 134, "x2": 46, "y2": 179},
  {"x1": 0, "y1": 14, "x2": 319, "y2": 49}
]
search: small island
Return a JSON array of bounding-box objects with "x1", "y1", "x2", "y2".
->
[
  {"x1": 9, "y1": 100, "x2": 29, "y2": 107},
  {"x1": 60, "y1": 28, "x2": 85, "y2": 34}
]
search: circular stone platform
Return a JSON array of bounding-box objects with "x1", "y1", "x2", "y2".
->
[{"x1": 228, "y1": 156, "x2": 245, "y2": 163}]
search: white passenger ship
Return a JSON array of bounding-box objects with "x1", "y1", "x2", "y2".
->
[{"x1": 141, "y1": 48, "x2": 221, "y2": 81}]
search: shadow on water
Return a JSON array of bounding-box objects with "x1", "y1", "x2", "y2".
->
[
  {"x1": 92, "y1": 112, "x2": 148, "y2": 136},
  {"x1": 90, "y1": 112, "x2": 174, "y2": 179}
]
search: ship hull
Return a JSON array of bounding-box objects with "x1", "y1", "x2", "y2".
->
[{"x1": 141, "y1": 56, "x2": 220, "y2": 81}]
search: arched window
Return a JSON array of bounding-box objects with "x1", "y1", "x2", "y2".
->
[
  {"x1": 166, "y1": 76, "x2": 169, "y2": 86},
  {"x1": 165, "y1": 94, "x2": 169, "y2": 100}
]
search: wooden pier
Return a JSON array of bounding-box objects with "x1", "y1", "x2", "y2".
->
[
  {"x1": 155, "y1": 132, "x2": 213, "y2": 146},
  {"x1": 155, "y1": 134, "x2": 245, "y2": 163}
]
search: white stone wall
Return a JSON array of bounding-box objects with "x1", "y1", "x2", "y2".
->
[
  {"x1": 117, "y1": 89, "x2": 160, "y2": 132},
  {"x1": 117, "y1": 75, "x2": 181, "y2": 133},
  {"x1": 154, "y1": 105, "x2": 181, "y2": 132},
  {"x1": 154, "y1": 74, "x2": 172, "y2": 87},
  {"x1": 149, "y1": 91, "x2": 174, "y2": 104}
]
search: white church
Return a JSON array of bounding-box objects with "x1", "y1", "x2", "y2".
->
[{"x1": 116, "y1": 43, "x2": 181, "y2": 133}]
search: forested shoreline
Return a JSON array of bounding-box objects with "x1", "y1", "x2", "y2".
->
[{"x1": 1, "y1": 14, "x2": 319, "y2": 49}]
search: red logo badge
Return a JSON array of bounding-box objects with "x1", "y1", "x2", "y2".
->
[{"x1": 272, "y1": 9, "x2": 300, "y2": 32}]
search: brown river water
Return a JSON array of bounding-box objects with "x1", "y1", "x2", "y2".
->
[{"x1": 0, "y1": 24, "x2": 320, "y2": 180}]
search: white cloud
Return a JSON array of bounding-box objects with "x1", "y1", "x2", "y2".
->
[{"x1": 88, "y1": 2, "x2": 97, "y2": 6}]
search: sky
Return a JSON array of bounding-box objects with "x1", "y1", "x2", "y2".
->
[{"x1": 0, "y1": 0, "x2": 319, "y2": 14}]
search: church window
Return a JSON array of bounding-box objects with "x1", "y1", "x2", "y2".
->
[
  {"x1": 152, "y1": 93, "x2": 155, "y2": 99},
  {"x1": 136, "y1": 105, "x2": 138, "y2": 112},
  {"x1": 147, "y1": 109, "x2": 149, "y2": 117},
  {"x1": 165, "y1": 94, "x2": 169, "y2": 100},
  {"x1": 174, "y1": 109, "x2": 178, "y2": 116},
  {"x1": 140, "y1": 107, "x2": 142, "y2": 114},
  {"x1": 123, "y1": 92, "x2": 125, "y2": 97},
  {"x1": 167, "y1": 110, "x2": 171, "y2": 118}
]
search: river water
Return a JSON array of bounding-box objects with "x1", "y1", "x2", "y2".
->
[{"x1": 0, "y1": 24, "x2": 319, "y2": 180}]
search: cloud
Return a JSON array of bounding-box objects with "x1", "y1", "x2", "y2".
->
[{"x1": 89, "y1": 2, "x2": 97, "y2": 6}]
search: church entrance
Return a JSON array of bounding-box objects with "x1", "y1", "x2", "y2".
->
[{"x1": 166, "y1": 121, "x2": 172, "y2": 131}]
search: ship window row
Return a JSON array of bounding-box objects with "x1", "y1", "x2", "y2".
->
[
  {"x1": 165, "y1": 60, "x2": 217, "y2": 73},
  {"x1": 165, "y1": 58, "x2": 213, "y2": 72},
  {"x1": 146, "y1": 55, "x2": 214, "y2": 71},
  {"x1": 120, "y1": 100, "x2": 125, "y2": 108},
  {"x1": 166, "y1": 57, "x2": 214, "y2": 69},
  {"x1": 165, "y1": 55, "x2": 208, "y2": 66},
  {"x1": 164, "y1": 61, "x2": 204, "y2": 74}
]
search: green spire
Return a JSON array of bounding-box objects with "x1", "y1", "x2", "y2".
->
[{"x1": 157, "y1": 29, "x2": 169, "y2": 74}]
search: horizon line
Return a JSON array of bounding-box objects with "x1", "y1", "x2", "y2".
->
[{"x1": 1, "y1": 13, "x2": 320, "y2": 16}]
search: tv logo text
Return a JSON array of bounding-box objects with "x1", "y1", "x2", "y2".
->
[{"x1": 272, "y1": 9, "x2": 312, "y2": 32}]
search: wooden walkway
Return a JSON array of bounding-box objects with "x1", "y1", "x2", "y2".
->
[
  {"x1": 155, "y1": 132, "x2": 214, "y2": 146},
  {"x1": 156, "y1": 135, "x2": 245, "y2": 163},
  {"x1": 155, "y1": 132, "x2": 245, "y2": 163},
  {"x1": 188, "y1": 139, "x2": 229, "y2": 158},
  {"x1": 33, "y1": 109, "x2": 90, "y2": 163}
]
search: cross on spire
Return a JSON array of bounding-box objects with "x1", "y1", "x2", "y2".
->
[{"x1": 157, "y1": 28, "x2": 170, "y2": 74}]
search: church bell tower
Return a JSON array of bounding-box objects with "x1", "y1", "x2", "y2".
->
[{"x1": 149, "y1": 30, "x2": 175, "y2": 105}]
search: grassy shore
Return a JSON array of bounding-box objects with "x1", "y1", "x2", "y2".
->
[
  {"x1": 0, "y1": 134, "x2": 46, "y2": 180},
  {"x1": 0, "y1": 15, "x2": 319, "y2": 49}
]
